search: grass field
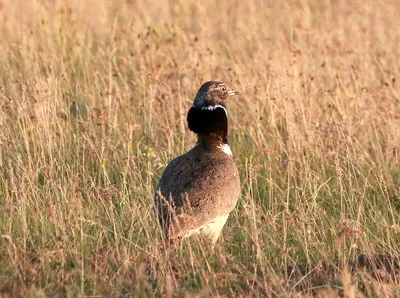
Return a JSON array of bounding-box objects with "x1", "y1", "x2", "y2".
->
[{"x1": 1, "y1": 0, "x2": 400, "y2": 296}]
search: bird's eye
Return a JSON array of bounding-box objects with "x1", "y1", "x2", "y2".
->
[{"x1": 221, "y1": 86, "x2": 226, "y2": 92}]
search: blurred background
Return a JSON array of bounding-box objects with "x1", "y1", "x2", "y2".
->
[{"x1": 0, "y1": 0, "x2": 399, "y2": 296}]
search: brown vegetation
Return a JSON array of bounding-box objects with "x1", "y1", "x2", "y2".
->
[{"x1": 0, "y1": 0, "x2": 399, "y2": 296}]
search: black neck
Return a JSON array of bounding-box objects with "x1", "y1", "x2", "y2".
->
[{"x1": 187, "y1": 106, "x2": 228, "y2": 146}]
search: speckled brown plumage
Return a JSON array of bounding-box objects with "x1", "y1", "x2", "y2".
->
[{"x1": 154, "y1": 81, "x2": 240, "y2": 248}]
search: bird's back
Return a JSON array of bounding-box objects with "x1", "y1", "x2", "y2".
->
[{"x1": 154, "y1": 145, "x2": 240, "y2": 241}]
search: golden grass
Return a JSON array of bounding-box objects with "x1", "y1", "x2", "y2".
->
[{"x1": 0, "y1": 0, "x2": 399, "y2": 296}]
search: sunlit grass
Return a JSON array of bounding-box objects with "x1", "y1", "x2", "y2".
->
[{"x1": 0, "y1": 0, "x2": 399, "y2": 296}]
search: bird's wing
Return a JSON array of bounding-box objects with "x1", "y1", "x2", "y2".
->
[{"x1": 154, "y1": 152, "x2": 240, "y2": 238}]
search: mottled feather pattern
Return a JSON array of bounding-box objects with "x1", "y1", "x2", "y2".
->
[
  {"x1": 154, "y1": 81, "x2": 240, "y2": 247},
  {"x1": 154, "y1": 145, "x2": 240, "y2": 240}
]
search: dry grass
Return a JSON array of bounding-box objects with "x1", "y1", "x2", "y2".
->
[{"x1": 0, "y1": 0, "x2": 400, "y2": 296}]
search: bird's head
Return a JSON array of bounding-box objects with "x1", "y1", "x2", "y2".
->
[
  {"x1": 192, "y1": 81, "x2": 238, "y2": 109},
  {"x1": 187, "y1": 81, "x2": 238, "y2": 143}
]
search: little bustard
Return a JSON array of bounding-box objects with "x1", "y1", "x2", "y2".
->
[{"x1": 154, "y1": 81, "x2": 241, "y2": 249}]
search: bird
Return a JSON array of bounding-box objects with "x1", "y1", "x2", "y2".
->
[
  {"x1": 154, "y1": 81, "x2": 241, "y2": 250},
  {"x1": 69, "y1": 100, "x2": 88, "y2": 119}
]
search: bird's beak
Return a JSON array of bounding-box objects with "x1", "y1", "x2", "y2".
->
[{"x1": 227, "y1": 89, "x2": 238, "y2": 96}]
